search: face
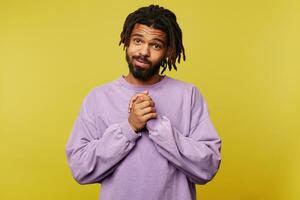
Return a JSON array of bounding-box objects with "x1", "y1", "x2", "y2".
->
[{"x1": 126, "y1": 24, "x2": 168, "y2": 81}]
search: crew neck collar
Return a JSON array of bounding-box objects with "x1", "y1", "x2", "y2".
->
[{"x1": 118, "y1": 75, "x2": 169, "y2": 91}]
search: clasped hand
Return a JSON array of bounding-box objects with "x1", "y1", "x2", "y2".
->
[{"x1": 128, "y1": 91, "x2": 157, "y2": 132}]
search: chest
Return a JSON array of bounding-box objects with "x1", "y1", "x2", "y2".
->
[{"x1": 95, "y1": 90, "x2": 192, "y2": 135}]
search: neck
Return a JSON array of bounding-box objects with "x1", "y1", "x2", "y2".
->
[{"x1": 124, "y1": 73, "x2": 163, "y2": 86}]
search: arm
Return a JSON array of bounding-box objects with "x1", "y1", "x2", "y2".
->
[
  {"x1": 65, "y1": 91, "x2": 140, "y2": 184},
  {"x1": 146, "y1": 87, "x2": 221, "y2": 184}
]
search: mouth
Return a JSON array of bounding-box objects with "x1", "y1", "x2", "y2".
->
[{"x1": 133, "y1": 58, "x2": 150, "y2": 68}]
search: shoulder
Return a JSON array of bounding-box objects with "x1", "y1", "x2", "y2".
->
[
  {"x1": 81, "y1": 78, "x2": 121, "y2": 105},
  {"x1": 165, "y1": 76, "x2": 203, "y2": 97},
  {"x1": 87, "y1": 78, "x2": 120, "y2": 96}
]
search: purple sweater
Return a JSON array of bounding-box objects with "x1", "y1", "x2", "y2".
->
[{"x1": 66, "y1": 75, "x2": 221, "y2": 200}]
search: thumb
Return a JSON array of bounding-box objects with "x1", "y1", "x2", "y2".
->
[
  {"x1": 142, "y1": 90, "x2": 149, "y2": 95},
  {"x1": 134, "y1": 96, "x2": 144, "y2": 104}
]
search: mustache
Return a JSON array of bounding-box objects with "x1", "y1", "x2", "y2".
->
[{"x1": 132, "y1": 55, "x2": 151, "y2": 64}]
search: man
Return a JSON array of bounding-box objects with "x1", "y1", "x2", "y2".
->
[{"x1": 66, "y1": 5, "x2": 221, "y2": 200}]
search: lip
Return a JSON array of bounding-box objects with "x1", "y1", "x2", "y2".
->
[{"x1": 134, "y1": 59, "x2": 150, "y2": 68}]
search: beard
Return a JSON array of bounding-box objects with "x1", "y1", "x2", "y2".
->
[{"x1": 126, "y1": 51, "x2": 162, "y2": 81}]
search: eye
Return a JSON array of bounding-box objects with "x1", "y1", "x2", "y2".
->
[
  {"x1": 133, "y1": 38, "x2": 142, "y2": 44},
  {"x1": 151, "y1": 43, "x2": 162, "y2": 50}
]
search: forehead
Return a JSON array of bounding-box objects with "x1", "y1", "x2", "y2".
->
[{"x1": 130, "y1": 24, "x2": 166, "y2": 43}]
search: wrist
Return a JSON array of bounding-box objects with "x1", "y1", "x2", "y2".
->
[{"x1": 128, "y1": 119, "x2": 139, "y2": 133}]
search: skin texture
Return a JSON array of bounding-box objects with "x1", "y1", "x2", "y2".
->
[
  {"x1": 127, "y1": 90, "x2": 151, "y2": 113},
  {"x1": 128, "y1": 93, "x2": 157, "y2": 132},
  {"x1": 125, "y1": 24, "x2": 168, "y2": 132},
  {"x1": 125, "y1": 24, "x2": 167, "y2": 86}
]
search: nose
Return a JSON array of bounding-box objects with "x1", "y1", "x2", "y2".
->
[{"x1": 139, "y1": 44, "x2": 150, "y2": 57}]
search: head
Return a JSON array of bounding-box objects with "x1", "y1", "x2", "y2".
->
[{"x1": 119, "y1": 5, "x2": 186, "y2": 81}]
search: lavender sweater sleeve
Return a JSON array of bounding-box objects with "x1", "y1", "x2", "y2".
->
[
  {"x1": 65, "y1": 90, "x2": 140, "y2": 184},
  {"x1": 146, "y1": 86, "x2": 221, "y2": 184}
]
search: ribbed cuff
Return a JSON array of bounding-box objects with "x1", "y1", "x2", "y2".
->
[
  {"x1": 119, "y1": 120, "x2": 141, "y2": 142},
  {"x1": 146, "y1": 115, "x2": 163, "y2": 133}
]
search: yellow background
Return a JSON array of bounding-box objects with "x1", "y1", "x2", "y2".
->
[{"x1": 1, "y1": 0, "x2": 299, "y2": 199}]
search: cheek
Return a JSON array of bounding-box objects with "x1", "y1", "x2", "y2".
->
[
  {"x1": 127, "y1": 44, "x2": 140, "y2": 55},
  {"x1": 152, "y1": 51, "x2": 166, "y2": 61},
  {"x1": 126, "y1": 49, "x2": 134, "y2": 59}
]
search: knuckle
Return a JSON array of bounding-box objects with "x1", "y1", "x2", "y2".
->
[
  {"x1": 146, "y1": 101, "x2": 151, "y2": 106},
  {"x1": 145, "y1": 107, "x2": 151, "y2": 112},
  {"x1": 135, "y1": 111, "x2": 141, "y2": 116},
  {"x1": 133, "y1": 105, "x2": 139, "y2": 111}
]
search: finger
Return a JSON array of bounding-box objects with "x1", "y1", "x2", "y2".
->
[
  {"x1": 142, "y1": 112, "x2": 157, "y2": 121},
  {"x1": 129, "y1": 91, "x2": 152, "y2": 112},
  {"x1": 139, "y1": 106, "x2": 156, "y2": 116},
  {"x1": 133, "y1": 90, "x2": 148, "y2": 100},
  {"x1": 128, "y1": 95, "x2": 139, "y2": 111},
  {"x1": 142, "y1": 90, "x2": 149, "y2": 95},
  {"x1": 135, "y1": 100, "x2": 155, "y2": 110},
  {"x1": 141, "y1": 95, "x2": 152, "y2": 102},
  {"x1": 130, "y1": 94, "x2": 143, "y2": 107},
  {"x1": 129, "y1": 92, "x2": 148, "y2": 108},
  {"x1": 130, "y1": 94, "x2": 140, "y2": 104},
  {"x1": 133, "y1": 96, "x2": 145, "y2": 105},
  {"x1": 129, "y1": 97, "x2": 142, "y2": 113}
]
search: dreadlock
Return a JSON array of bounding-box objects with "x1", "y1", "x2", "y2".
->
[{"x1": 119, "y1": 5, "x2": 186, "y2": 74}]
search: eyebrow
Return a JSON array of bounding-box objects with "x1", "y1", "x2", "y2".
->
[{"x1": 131, "y1": 33, "x2": 166, "y2": 45}]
